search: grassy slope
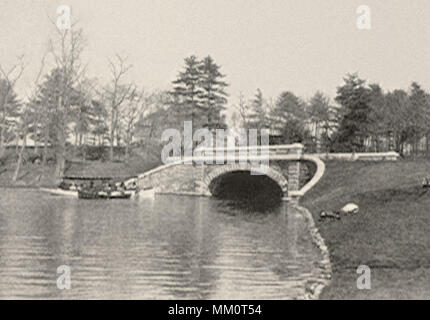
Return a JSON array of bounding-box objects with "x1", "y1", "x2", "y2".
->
[
  {"x1": 0, "y1": 151, "x2": 161, "y2": 187},
  {"x1": 302, "y1": 160, "x2": 430, "y2": 299},
  {"x1": 0, "y1": 163, "x2": 57, "y2": 187},
  {"x1": 65, "y1": 158, "x2": 160, "y2": 178}
]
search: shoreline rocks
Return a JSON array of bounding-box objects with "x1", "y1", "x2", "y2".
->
[{"x1": 295, "y1": 205, "x2": 332, "y2": 300}]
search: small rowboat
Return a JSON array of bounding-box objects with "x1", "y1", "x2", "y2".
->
[
  {"x1": 97, "y1": 190, "x2": 132, "y2": 199},
  {"x1": 78, "y1": 189, "x2": 132, "y2": 200},
  {"x1": 40, "y1": 188, "x2": 78, "y2": 198},
  {"x1": 41, "y1": 186, "x2": 147, "y2": 200}
]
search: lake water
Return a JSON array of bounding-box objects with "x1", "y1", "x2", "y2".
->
[{"x1": 0, "y1": 188, "x2": 323, "y2": 299}]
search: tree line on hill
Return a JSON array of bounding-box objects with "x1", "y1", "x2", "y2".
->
[
  {"x1": 1, "y1": 24, "x2": 430, "y2": 183},
  {"x1": 233, "y1": 74, "x2": 430, "y2": 156}
]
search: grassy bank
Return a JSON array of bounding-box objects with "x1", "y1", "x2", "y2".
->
[
  {"x1": 302, "y1": 160, "x2": 430, "y2": 299},
  {"x1": 0, "y1": 152, "x2": 161, "y2": 188}
]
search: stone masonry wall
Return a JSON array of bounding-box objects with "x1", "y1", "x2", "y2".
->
[
  {"x1": 138, "y1": 163, "x2": 203, "y2": 195},
  {"x1": 137, "y1": 144, "x2": 305, "y2": 199}
]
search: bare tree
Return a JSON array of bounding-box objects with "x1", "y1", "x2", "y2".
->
[
  {"x1": 121, "y1": 88, "x2": 147, "y2": 158},
  {"x1": 12, "y1": 55, "x2": 47, "y2": 182},
  {"x1": 0, "y1": 55, "x2": 25, "y2": 158},
  {"x1": 91, "y1": 97, "x2": 109, "y2": 147},
  {"x1": 72, "y1": 77, "x2": 97, "y2": 149},
  {"x1": 103, "y1": 54, "x2": 134, "y2": 161},
  {"x1": 234, "y1": 92, "x2": 249, "y2": 129},
  {"x1": 47, "y1": 24, "x2": 87, "y2": 180},
  {"x1": 133, "y1": 90, "x2": 172, "y2": 153},
  {"x1": 12, "y1": 106, "x2": 32, "y2": 182}
]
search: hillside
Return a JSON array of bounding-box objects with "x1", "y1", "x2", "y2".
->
[
  {"x1": 302, "y1": 160, "x2": 430, "y2": 299},
  {"x1": 0, "y1": 148, "x2": 161, "y2": 187}
]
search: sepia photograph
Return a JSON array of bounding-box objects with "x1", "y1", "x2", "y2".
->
[{"x1": 0, "y1": 0, "x2": 429, "y2": 308}]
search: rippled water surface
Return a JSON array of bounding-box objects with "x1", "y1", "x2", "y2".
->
[{"x1": 0, "y1": 189, "x2": 322, "y2": 299}]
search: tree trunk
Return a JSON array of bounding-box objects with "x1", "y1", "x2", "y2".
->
[
  {"x1": 375, "y1": 135, "x2": 380, "y2": 152},
  {"x1": 315, "y1": 122, "x2": 321, "y2": 153},
  {"x1": 55, "y1": 150, "x2": 66, "y2": 182},
  {"x1": 116, "y1": 128, "x2": 121, "y2": 148},
  {"x1": 43, "y1": 126, "x2": 48, "y2": 165},
  {"x1": 55, "y1": 115, "x2": 66, "y2": 183},
  {"x1": 110, "y1": 112, "x2": 115, "y2": 161},
  {"x1": 426, "y1": 132, "x2": 430, "y2": 157},
  {"x1": 12, "y1": 132, "x2": 27, "y2": 182},
  {"x1": 0, "y1": 121, "x2": 5, "y2": 158},
  {"x1": 55, "y1": 135, "x2": 66, "y2": 184},
  {"x1": 109, "y1": 136, "x2": 114, "y2": 161},
  {"x1": 415, "y1": 138, "x2": 419, "y2": 158},
  {"x1": 125, "y1": 143, "x2": 129, "y2": 159}
]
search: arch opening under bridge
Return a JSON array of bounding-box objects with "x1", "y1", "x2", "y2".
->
[
  {"x1": 208, "y1": 170, "x2": 285, "y2": 205},
  {"x1": 205, "y1": 163, "x2": 288, "y2": 203}
]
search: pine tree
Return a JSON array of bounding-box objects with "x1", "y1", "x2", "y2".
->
[
  {"x1": 171, "y1": 55, "x2": 204, "y2": 127},
  {"x1": 269, "y1": 91, "x2": 308, "y2": 144},
  {"x1": 307, "y1": 92, "x2": 333, "y2": 151},
  {"x1": 198, "y1": 56, "x2": 228, "y2": 130},
  {"x1": 334, "y1": 74, "x2": 373, "y2": 152},
  {"x1": 37, "y1": 69, "x2": 64, "y2": 148},
  {"x1": 247, "y1": 89, "x2": 267, "y2": 130},
  {"x1": 270, "y1": 91, "x2": 306, "y2": 130}
]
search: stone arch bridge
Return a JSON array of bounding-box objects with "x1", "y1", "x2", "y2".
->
[{"x1": 136, "y1": 144, "x2": 325, "y2": 202}]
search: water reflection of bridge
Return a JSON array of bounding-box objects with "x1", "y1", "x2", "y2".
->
[{"x1": 137, "y1": 143, "x2": 325, "y2": 203}]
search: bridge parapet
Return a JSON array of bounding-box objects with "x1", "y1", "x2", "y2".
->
[{"x1": 195, "y1": 143, "x2": 303, "y2": 161}]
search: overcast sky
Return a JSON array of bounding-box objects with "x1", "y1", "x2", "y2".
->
[{"x1": 1, "y1": 0, "x2": 430, "y2": 116}]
